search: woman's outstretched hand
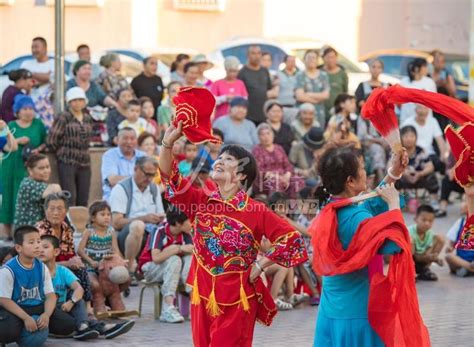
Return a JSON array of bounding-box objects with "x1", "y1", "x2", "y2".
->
[{"x1": 162, "y1": 121, "x2": 183, "y2": 147}]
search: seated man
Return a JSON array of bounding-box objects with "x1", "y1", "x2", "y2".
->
[
  {"x1": 408, "y1": 205, "x2": 445, "y2": 281},
  {"x1": 39, "y1": 235, "x2": 134, "y2": 340},
  {"x1": 396, "y1": 125, "x2": 439, "y2": 207},
  {"x1": 101, "y1": 127, "x2": 145, "y2": 201},
  {"x1": 445, "y1": 201, "x2": 474, "y2": 277},
  {"x1": 138, "y1": 205, "x2": 193, "y2": 323},
  {"x1": 0, "y1": 226, "x2": 75, "y2": 346},
  {"x1": 110, "y1": 156, "x2": 165, "y2": 284}
]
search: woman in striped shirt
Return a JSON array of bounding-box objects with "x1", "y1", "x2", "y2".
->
[{"x1": 48, "y1": 87, "x2": 93, "y2": 206}]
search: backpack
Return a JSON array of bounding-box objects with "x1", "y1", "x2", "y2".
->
[{"x1": 118, "y1": 177, "x2": 159, "y2": 218}]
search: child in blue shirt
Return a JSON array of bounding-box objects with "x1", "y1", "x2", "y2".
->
[
  {"x1": 178, "y1": 140, "x2": 198, "y2": 176},
  {"x1": 40, "y1": 235, "x2": 135, "y2": 341},
  {"x1": 0, "y1": 225, "x2": 75, "y2": 346}
]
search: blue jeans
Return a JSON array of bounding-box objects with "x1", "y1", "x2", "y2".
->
[
  {"x1": 56, "y1": 299, "x2": 89, "y2": 330},
  {"x1": 18, "y1": 314, "x2": 49, "y2": 347}
]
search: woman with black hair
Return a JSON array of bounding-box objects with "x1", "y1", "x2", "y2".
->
[
  {"x1": 400, "y1": 58, "x2": 436, "y2": 123},
  {"x1": 310, "y1": 145, "x2": 431, "y2": 347},
  {"x1": 159, "y1": 122, "x2": 308, "y2": 346},
  {"x1": 170, "y1": 54, "x2": 191, "y2": 84},
  {"x1": 0, "y1": 69, "x2": 33, "y2": 123}
]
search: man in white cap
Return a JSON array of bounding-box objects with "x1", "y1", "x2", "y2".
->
[{"x1": 48, "y1": 87, "x2": 94, "y2": 206}]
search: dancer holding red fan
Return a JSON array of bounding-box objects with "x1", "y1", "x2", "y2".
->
[{"x1": 159, "y1": 87, "x2": 308, "y2": 347}]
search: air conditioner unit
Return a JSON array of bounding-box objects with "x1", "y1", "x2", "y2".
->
[{"x1": 173, "y1": 0, "x2": 226, "y2": 12}]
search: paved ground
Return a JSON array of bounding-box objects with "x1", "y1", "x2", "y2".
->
[{"x1": 6, "y1": 201, "x2": 473, "y2": 347}]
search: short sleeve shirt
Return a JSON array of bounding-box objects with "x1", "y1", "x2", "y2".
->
[
  {"x1": 51, "y1": 265, "x2": 78, "y2": 304},
  {"x1": 14, "y1": 177, "x2": 48, "y2": 226},
  {"x1": 0, "y1": 258, "x2": 54, "y2": 301}
]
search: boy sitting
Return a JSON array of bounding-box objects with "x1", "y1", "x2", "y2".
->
[
  {"x1": 138, "y1": 205, "x2": 193, "y2": 323},
  {"x1": 445, "y1": 201, "x2": 474, "y2": 277},
  {"x1": 408, "y1": 205, "x2": 445, "y2": 281},
  {"x1": 39, "y1": 235, "x2": 135, "y2": 341},
  {"x1": 0, "y1": 226, "x2": 75, "y2": 346}
]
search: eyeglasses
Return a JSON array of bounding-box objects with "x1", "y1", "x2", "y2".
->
[{"x1": 139, "y1": 166, "x2": 157, "y2": 179}]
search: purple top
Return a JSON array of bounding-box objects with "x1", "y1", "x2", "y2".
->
[{"x1": 0, "y1": 85, "x2": 22, "y2": 123}]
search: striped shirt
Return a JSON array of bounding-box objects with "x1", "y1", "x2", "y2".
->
[
  {"x1": 48, "y1": 111, "x2": 93, "y2": 167},
  {"x1": 138, "y1": 223, "x2": 193, "y2": 271}
]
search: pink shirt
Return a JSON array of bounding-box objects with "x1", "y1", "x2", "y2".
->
[{"x1": 210, "y1": 79, "x2": 248, "y2": 119}]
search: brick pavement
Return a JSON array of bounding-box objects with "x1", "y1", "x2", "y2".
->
[{"x1": 5, "y1": 202, "x2": 472, "y2": 347}]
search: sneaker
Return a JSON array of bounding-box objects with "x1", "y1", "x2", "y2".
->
[
  {"x1": 435, "y1": 210, "x2": 447, "y2": 218},
  {"x1": 274, "y1": 298, "x2": 293, "y2": 311},
  {"x1": 455, "y1": 267, "x2": 469, "y2": 278},
  {"x1": 310, "y1": 295, "x2": 320, "y2": 306},
  {"x1": 129, "y1": 273, "x2": 139, "y2": 287},
  {"x1": 160, "y1": 306, "x2": 185, "y2": 323},
  {"x1": 430, "y1": 200, "x2": 440, "y2": 211},
  {"x1": 103, "y1": 320, "x2": 135, "y2": 339},
  {"x1": 73, "y1": 327, "x2": 100, "y2": 341},
  {"x1": 289, "y1": 293, "x2": 308, "y2": 306}
]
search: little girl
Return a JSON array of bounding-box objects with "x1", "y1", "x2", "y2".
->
[
  {"x1": 139, "y1": 96, "x2": 158, "y2": 137},
  {"x1": 77, "y1": 201, "x2": 122, "y2": 287}
]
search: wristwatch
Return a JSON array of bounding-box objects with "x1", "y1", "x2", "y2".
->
[{"x1": 71, "y1": 297, "x2": 78, "y2": 304}]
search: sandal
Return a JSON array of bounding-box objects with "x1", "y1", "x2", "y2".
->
[
  {"x1": 417, "y1": 269, "x2": 438, "y2": 281},
  {"x1": 275, "y1": 298, "x2": 293, "y2": 311},
  {"x1": 435, "y1": 210, "x2": 447, "y2": 218}
]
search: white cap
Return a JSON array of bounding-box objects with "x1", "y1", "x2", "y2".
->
[{"x1": 66, "y1": 87, "x2": 88, "y2": 104}]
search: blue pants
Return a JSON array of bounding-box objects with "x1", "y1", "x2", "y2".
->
[
  {"x1": 0, "y1": 304, "x2": 75, "y2": 345},
  {"x1": 18, "y1": 314, "x2": 49, "y2": 347}
]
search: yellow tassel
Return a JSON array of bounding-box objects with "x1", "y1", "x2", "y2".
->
[
  {"x1": 205, "y1": 277, "x2": 222, "y2": 317},
  {"x1": 239, "y1": 273, "x2": 250, "y2": 312},
  {"x1": 191, "y1": 274, "x2": 201, "y2": 305}
]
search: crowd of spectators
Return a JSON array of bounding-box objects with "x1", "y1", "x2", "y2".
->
[{"x1": 0, "y1": 36, "x2": 470, "y2": 345}]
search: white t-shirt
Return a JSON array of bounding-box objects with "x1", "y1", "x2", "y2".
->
[
  {"x1": 20, "y1": 58, "x2": 55, "y2": 101},
  {"x1": 401, "y1": 115, "x2": 442, "y2": 155},
  {"x1": 110, "y1": 178, "x2": 164, "y2": 218},
  {"x1": 0, "y1": 262, "x2": 54, "y2": 299},
  {"x1": 399, "y1": 76, "x2": 437, "y2": 123},
  {"x1": 118, "y1": 118, "x2": 154, "y2": 138},
  {"x1": 446, "y1": 217, "x2": 465, "y2": 243}
]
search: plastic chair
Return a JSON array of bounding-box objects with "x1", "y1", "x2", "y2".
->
[{"x1": 138, "y1": 280, "x2": 162, "y2": 319}]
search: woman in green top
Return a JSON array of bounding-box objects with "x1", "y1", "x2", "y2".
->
[
  {"x1": 321, "y1": 47, "x2": 349, "y2": 122},
  {"x1": 157, "y1": 81, "x2": 182, "y2": 141},
  {"x1": 14, "y1": 154, "x2": 61, "y2": 227},
  {"x1": 0, "y1": 95, "x2": 46, "y2": 238},
  {"x1": 295, "y1": 50, "x2": 330, "y2": 128}
]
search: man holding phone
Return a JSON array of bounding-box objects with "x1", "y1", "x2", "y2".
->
[{"x1": 110, "y1": 156, "x2": 165, "y2": 285}]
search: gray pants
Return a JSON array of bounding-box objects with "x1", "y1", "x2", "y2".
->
[{"x1": 142, "y1": 255, "x2": 192, "y2": 297}]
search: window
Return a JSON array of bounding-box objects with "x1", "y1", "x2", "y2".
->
[
  {"x1": 173, "y1": 0, "x2": 226, "y2": 12},
  {"x1": 222, "y1": 44, "x2": 287, "y2": 71}
]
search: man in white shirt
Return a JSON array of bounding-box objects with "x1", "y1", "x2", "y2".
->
[
  {"x1": 20, "y1": 37, "x2": 54, "y2": 102},
  {"x1": 401, "y1": 103, "x2": 448, "y2": 157},
  {"x1": 110, "y1": 156, "x2": 165, "y2": 280}
]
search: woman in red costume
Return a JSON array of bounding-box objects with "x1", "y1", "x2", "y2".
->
[{"x1": 158, "y1": 121, "x2": 308, "y2": 347}]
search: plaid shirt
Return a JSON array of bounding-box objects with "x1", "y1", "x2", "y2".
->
[{"x1": 48, "y1": 111, "x2": 93, "y2": 167}]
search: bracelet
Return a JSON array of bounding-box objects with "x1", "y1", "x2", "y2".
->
[
  {"x1": 387, "y1": 167, "x2": 403, "y2": 180},
  {"x1": 254, "y1": 262, "x2": 264, "y2": 273},
  {"x1": 161, "y1": 139, "x2": 172, "y2": 149}
]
